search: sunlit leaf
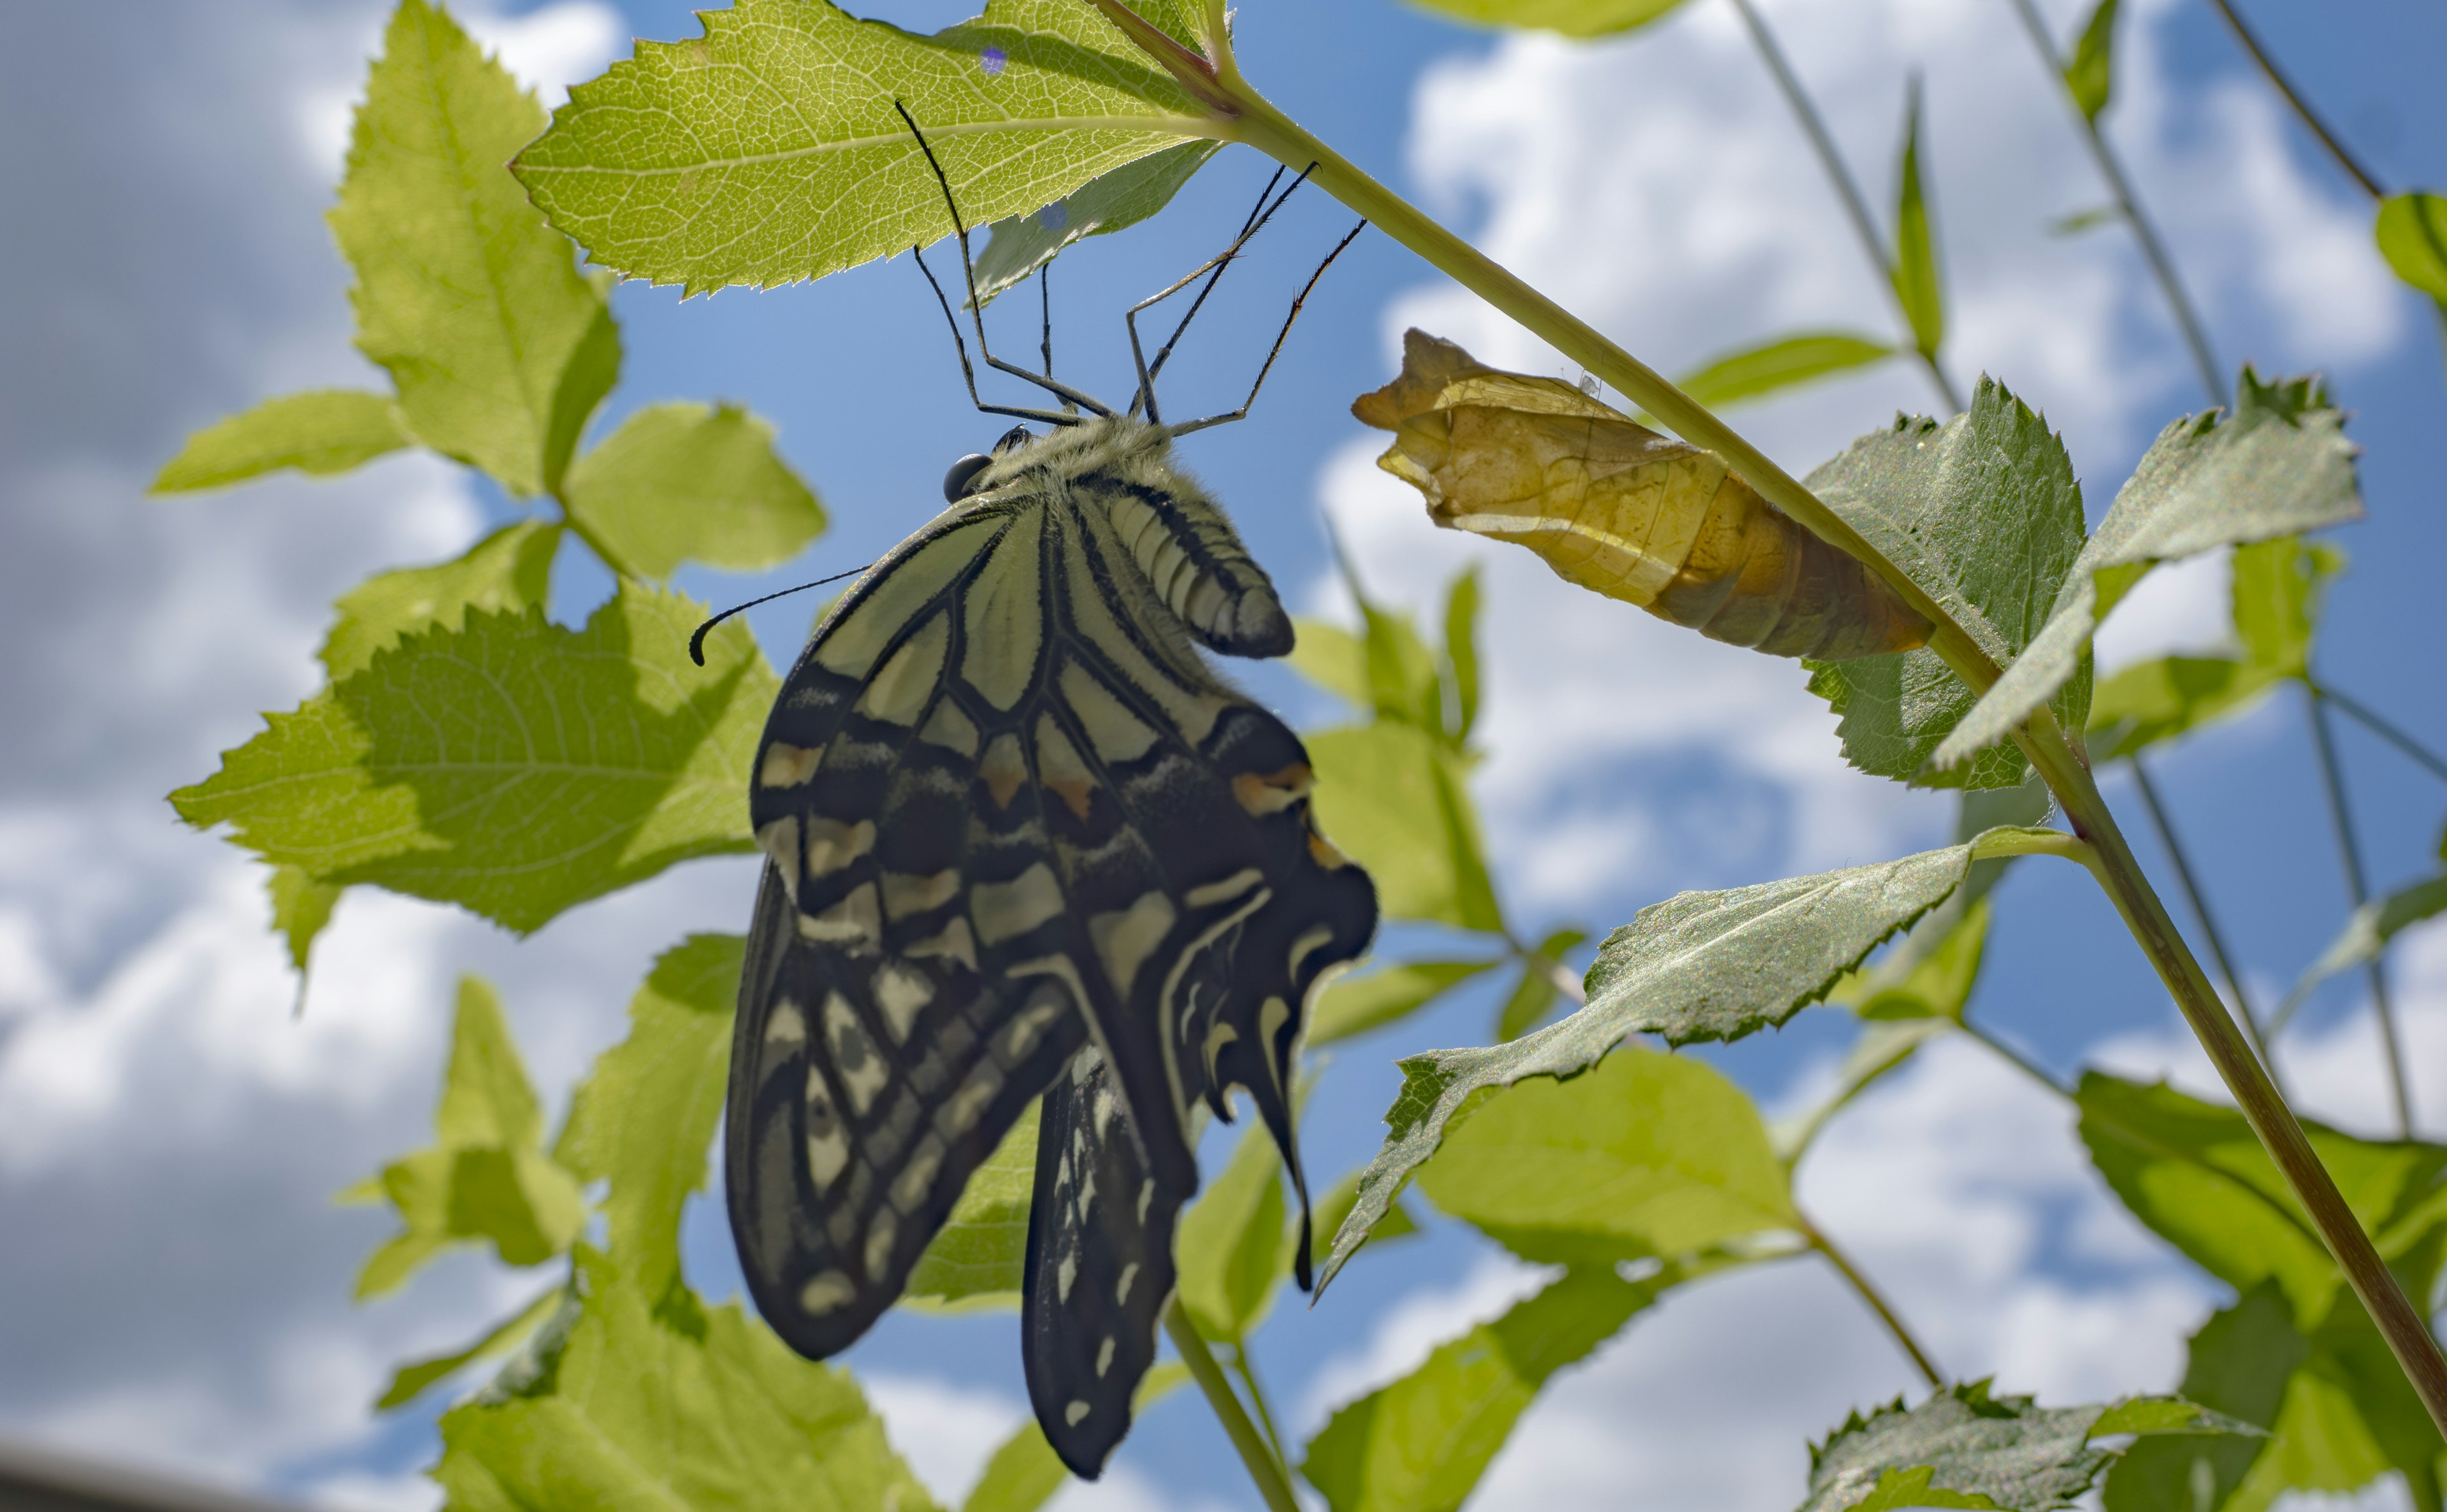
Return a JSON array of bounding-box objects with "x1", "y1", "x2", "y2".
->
[
  {"x1": 1309, "y1": 958, "x2": 1500, "y2": 1048},
  {"x1": 2274, "y1": 872, "x2": 2447, "y2": 1028},
  {"x1": 171, "y1": 583, "x2": 775, "y2": 935},
  {"x1": 1288, "y1": 618, "x2": 1373, "y2": 712},
  {"x1": 321, "y1": 519, "x2": 562, "y2": 680},
  {"x1": 377, "y1": 1282, "x2": 568, "y2": 1411},
  {"x1": 1805, "y1": 380, "x2": 2091, "y2": 788},
  {"x1": 1938, "y1": 371, "x2": 2360, "y2": 770},
  {"x1": 1308, "y1": 721, "x2": 1503, "y2": 932},
  {"x1": 1394, "y1": 0, "x2": 1693, "y2": 38},
  {"x1": 970, "y1": 140, "x2": 1220, "y2": 305},
  {"x1": 266, "y1": 863, "x2": 343, "y2": 977},
  {"x1": 2104, "y1": 1285, "x2": 2306, "y2": 1512},
  {"x1": 2086, "y1": 656, "x2": 2284, "y2": 763},
  {"x1": 512, "y1": 0, "x2": 1216, "y2": 296},
  {"x1": 1176, "y1": 1117, "x2": 1289, "y2": 1343},
  {"x1": 2376, "y1": 192, "x2": 2447, "y2": 302},
  {"x1": 152, "y1": 390, "x2": 411, "y2": 493},
  {"x1": 904, "y1": 1101, "x2": 1039, "y2": 1309},
  {"x1": 1443, "y1": 566, "x2": 1482, "y2": 742},
  {"x1": 2063, "y1": 0, "x2": 2119, "y2": 123},
  {"x1": 1494, "y1": 926, "x2": 1588, "y2": 1042},
  {"x1": 1890, "y1": 79, "x2": 1945, "y2": 361},
  {"x1": 1318, "y1": 840, "x2": 1975, "y2": 1288},
  {"x1": 555, "y1": 934, "x2": 742, "y2": 1299},
  {"x1": 332, "y1": 0, "x2": 617, "y2": 495},
  {"x1": 1671, "y1": 331, "x2": 1894, "y2": 412},
  {"x1": 562, "y1": 401, "x2": 826, "y2": 580},
  {"x1": 1801, "y1": 1380, "x2": 2258, "y2": 1512},
  {"x1": 2227, "y1": 1295, "x2": 2446, "y2": 1512},
  {"x1": 2233, "y1": 536, "x2": 2343, "y2": 677},
  {"x1": 1831, "y1": 895, "x2": 1990, "y2": 1024}
]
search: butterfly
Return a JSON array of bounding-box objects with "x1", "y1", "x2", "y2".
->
[{"x1": 722, "y1": 123, "x2": 1376, "y2": 1478}]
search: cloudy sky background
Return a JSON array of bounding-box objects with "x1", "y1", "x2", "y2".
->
[{"x1": 4, "y1": 0, "x2": 2446, "y2": 1508}]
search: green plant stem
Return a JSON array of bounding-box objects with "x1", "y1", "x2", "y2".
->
[
  {"x1": 1229, "y1": 1348, "x2": 1293, "y2": 1476},
  {"x1": 1089, "y1": 1, "x2": 2447, "y2": 1436},
  {"x1": 2200, "y1": 0, "x2": 2386, "y2": 200},
  {"x1": 1963, "y1": 1019, "x2": 2073, "y2": 1097},
  {"x1": 2317, "y1": 682, "x2": 2447, "y2": 786},
  {"x1": 1800, "y1": 1213, "x2": 1944, "y2": 1389},
  {"x1": 2125, "y1": 756, "x2": 2277, "y2": 1075},
  {"x1": 2306, "y1": 686, "x2": 2414, "y2": 1135},
  {"x1": 1724, "y1": 0, "x2": 1963, "y2": 414},
  {"x1": 2002, "y1": 0, "x2": 2228, "y2": 409},
  {"x1": 1164, "y1": 1298, "x2": 1300, "y2": 1512}
]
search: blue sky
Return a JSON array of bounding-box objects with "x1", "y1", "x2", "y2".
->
[{"x1": 3, "y1": 1, "x2": 2446, "y2": 1509}]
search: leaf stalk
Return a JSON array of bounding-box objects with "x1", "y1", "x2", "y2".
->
[
  {"x1": 1801, "y1": 1213, "x2": 1944, "y2": 1390},
  {"x1": 2201, "y1": 0, "x2": 2386, "y2": 200},
  {"x1": 2305, "y1": 686, "x2": 2413, "y2": 1134},
  {"x1": 1164, "y1": 1297, "x2": 1302, "y2": 1512},
  {"x1": 2314, "y1": 681, "x2": 2447, "y2": 786}
]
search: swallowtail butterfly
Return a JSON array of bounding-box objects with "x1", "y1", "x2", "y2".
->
[{"x1": 724, "y1": 127, "x2": 1377, "y2": 1478}]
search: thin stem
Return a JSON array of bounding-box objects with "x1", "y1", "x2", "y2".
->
[
  {"x1": 2201, "y1": 0, "x2": 2386, "y2": 199},
  {"x1": 2125, "y1": 757, "x2": 2279, "y2": 1076},
  {"x1": 1725, "y1": 0, "x2": 1962, "y2": 414},
  {"x1": 1230, "y1": 1348, "x2": 1293, "y2": 1475},
  {"x1": 2317, "y1": 682, "x2": 2447, "y2": 786},
  {"x1": 2307, "y1": 687, "x2": 2414, "y2": 1135},
  {"x1": 1801, "y1": 1214, "x2": 1944, "y2": 1389},
  {"x1": 1963, "y1": 1019, "x2": 2073, "y2": 1097},
  {"x1": 2002, "y1": 0, "x2": 2228, "y2": 408},
  {"x1": 1164, "y1": 1299, "x2": 1301, "y2": 1512}
]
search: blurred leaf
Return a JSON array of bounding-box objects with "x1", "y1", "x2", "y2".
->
[
  {"x1": 1302, "y1": 1264, "x2": 1675, "y2": 1512},
  {"x1": 1930, "y1": 370, "x2": 2358, "y2": 772},
  {"x1": 512, "y1": 0, "x2": 1214, "y2": 296},
  {"x1": 2075, "y1": 1072, "x2": 2447, "y2": 1323},
  {"x1": 1177, "y1": 1118, "x2": 1290, "y2": 1343},
  {"x1": 554, "y1": 934, "x2": 742, "y2": 1299},
  {"x1": 1288, "y1": 617, "x2": 1373, "y2": 711},
  {"x1": 435, "y1": 1251, "x2": 939, "y2": 1512},
  {"x1": 2087, "y1": 656, "x2": 2285, "y2": 763},
  {"x1": 2376, "y1": 193, "x2": 2447, "y2": 302},
  {"x1": 346, "y1": 977, "x2": 586, "y2": 1298},
  {"x1": 152, "y1": 390, "x2": 410, "y2": 493},
  {"x1": 1310, "y1": 1167, "x2": 1420, "y2": 1271},
  {"x1": 1308, "y1": 722, "x2": 1503, "y2": 932},
  {"x1": 1890, "y1": 79, "x2": 1945, "y2": 361},
  {"x1": 1494, "y1": 926, "x2": 1587, "y2": 1042},
  {"x1": 377, "y1": 1282, "x2": 568, "y2": 1411},
  {"x1": 1805, "y1": 382, "x2": 2091, "y2": 789},
  {"x1": 2275, "y1": 872, "x2": 2447, "y2": 1029},
  {"x1": 962, "y1": 1364, "x2": 1186, "y2": 1512},
  {"x1": 332, "y1": 0, "x2": 617, "y2": 495},
  {"x1": 2047, "y1": 205, "x2": 2119, "y2": 237},
  {"x1": 1671, "y1": 331, "x2": 1894, "y2": 412},
  {"x1": 1443, "y1": 566, "x2": 1482, "y2": 743},
  {"x1": 1773, "y1": 1018, "x2": 1956, "y2": 1164},
  {"x1": 1309, "y1": 958, "x2": 1500, "y2": 1048},
  {"x1": 1802, "y1": 1381, "x2": 2259, "y2": 1512},
  {"x1": 1358, "y1": 600, "x2": 1445, "y2": 734},
  {"x1": 1417, "y1": 1044, "x2": 1795, "y2": 1266},
  {"x1": 1318, "y1": 841, "x2": 1974, "y2": 1289},
  {"x1": 172, "y1": 583, "x2": 775, "y2": 935},
  {"x1": 2232, "y1": 536, "x2": 2342, "y2": 677},
  {"x1": 321, "y1": 519, "x2": 562, "y2": 680},
  {"x1": 2063, "y1": 0, "x2": 2119, "y2": 123},
  {"x1": 1396, "y1": 0, "x2": 1693, "y2": 38},
  {"x1": 2104, "y1": 1285, "x2": 2307, "y2": 1512},
  {"x1": 1831, "y1": 895, "x2": 1991, "y2": 1024},
  {"x1": 266, "y1": 863, "x2": 342, "y2": 977},
  {"x1": 2227, "y1": 1295, "x2": 2446, "y2": 1512},
  {"x1": 970, "y1": 140, "x2": 1220, "y2": 305},
  {"x1": 562, "y1": 401, "x2": 826, "y2": 580},
  {"x1": 904, "y1": 1101, "x2": 1039, "y2": 1309}
]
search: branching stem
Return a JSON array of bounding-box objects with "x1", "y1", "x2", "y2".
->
[
  {"x1": 1230, "y1": 1347, "x2": 1294, "y2": 1476},
  {"x1": 2306, "y1": 686, "x2": 2413, "y2": 1134},
  {"x1": 1165, "y1": 1299, "x2": 1301, "y2": 1512},
  {"x1": 1801, "y1": 1213, "x2": 1944, "y2": 1389},
  {"x1": 2316, "y1": 682, "x2": 2447, "y2": 786}
]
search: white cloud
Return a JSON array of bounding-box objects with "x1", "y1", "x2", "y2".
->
[{"x1": 866, "y1": 1373, "x2": 1029, "y2": 1508}]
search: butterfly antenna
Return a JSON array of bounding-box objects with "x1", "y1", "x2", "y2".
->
[
  {"x1": 894, "y1": 99, "x2": 1111, "y2": 421},
  {"x1": 689, "y1": 564, "x2": 874, "y2": 666},
  {"x1": 1127, "y1": 164, "x2": 1311, "y2": 424},
  {"x1": 1166, "y1": 217, "x2": 1367, "y2": 438}
]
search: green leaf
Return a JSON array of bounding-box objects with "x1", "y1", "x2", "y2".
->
[
  {"x1": 1310, "y1": 1166, "x2": 1420, "y2": 1270},
  {"x1": 2046, "y1": 205, "x2": 2119, "y2": 237},
  {"x1": 346, "y1": 977, "x2": 586, "y2": 1297},
  {"x1": 1395, "y1": 0, "x2": 1694, "y2": 38},
  {"x1": 331, "y1": 0, "x2": 618, "y2": 496},
  {"x1": 152, "y1": 390, "x2": 411, "y2": 493},
  {"x1": 970, "y1": 140, "x2": 1221, "y2": 305},
  {"x1": 1672, "y1": 332, "x2": 1894, "y2": 412},
  {"x1": 1801, "y1": 1381, "x2": 2259, "y2": 1512},
  {"x1": 1309, "y1": 958, "x2": 1500, "y2": 1047},
  {"x1": 1937, "y1": 371, "x2": 2361, "y2": 770},
  {"x1": 1443, "y1": 567, "x2": 1482, "y2": 744},
  {"x1": 171, "y1": 582, "x2": 776, "y2": 935},
  {"x1": 1318, "y1": 842, "x2": 1972, "y2": 1288},
  {"x1": 1831, "y1": 894, "x2": 1991, "y2": 1024},
  {"x1": 2232, "y1": 535, "x2": 2342, "y2": 677},
  {"x1": 1176, "y1": 1117, "x2": 1290, "y2": 1343},
  {"x1": 1891, "y1": 78, "x2": 1945, "y2": 361},
  {"x1": 2063, "y1": 0, "x2": 2120, "y2": 123},
  {"x1": 266, "y1": 863, "x2": 342, "y2": 976},
  {"x1": 961, "y1": 1364, "x2": 1185, "y2": 1512},
  {"x1": 1494, "y1": 926, "x2": 1588, "y2": 1042},
  {"x1": 2075, "y1": 1071, "x2": 2447, "y2": 1323},
  {"x1": 1307, "y1": 722, "x2": 1503, "y2": 932},
  {"x1": 2086, "y1": 655, "x2": 2285, "y2": 763},
  {"x1": 1804, "y1": 382, "x2": 2091, "y2": 789},
  {"x1": 2104, "y1": 1285, "x2": 2308, "y2": 1512},
  {"x1": 2227, "y1": 1295, "x2": 2446, "y2": 1512},
  {"x1": 1416, "y1": 1044, "x2": 1795, "y2": 1266},
  {"x1": 1288, "y1": 618, "x2": 1374, "y2": 712},
  {"x1": 321, "y1": 519, "x2": 563, "y2": 680},
  {"x1": 904, "y1": 1101, "x2": 1039, "y2": 1309},
  {"x1": 2376, "y1": 192, "x2": 2447, "y2": 302},
  {"x1": 555, "y1": 934, "x2": 742, "y2": 1299},
  {"x1": 377, "y1": 1282, "x2": 569, "y2": 1411},
  {"x1": 512, "y1": 0, "x2": 1216, "y2": 296},
  {"x1": 2274, "y1": 872, "x2": 2447, "y2": 1029},
  {"x1": 562, "y1": 401, "x2": 826, "y2": 580},
  {"x1": 435, "y1": 1252, "x2": 941, "y2": 1512},
  {"x1": 1302, "y1": 1264, "x2": 1671, "y2": 1512}
]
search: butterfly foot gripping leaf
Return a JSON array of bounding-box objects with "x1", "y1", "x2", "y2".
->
[
  {"x1": 1353, "y1": 329, "x2": 1930, "y2": 661},
  {"x1": 725, "y1": 417, "x2": 1377, "y2": 1476}
]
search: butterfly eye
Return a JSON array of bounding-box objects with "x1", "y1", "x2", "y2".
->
[{"x1": 942, "y1": 453, "x2": 993, "y2": 503}]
